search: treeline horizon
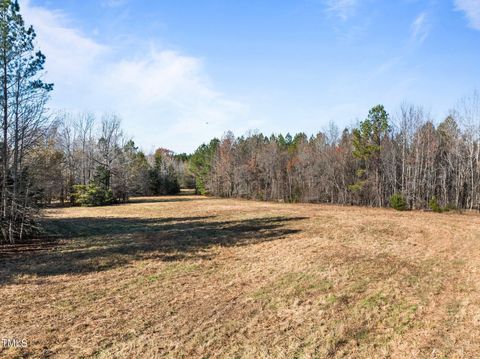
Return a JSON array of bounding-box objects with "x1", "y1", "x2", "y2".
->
[
  {"x1": 189, "y1": 97, "x2": 480, "y2": 211},
  {"x1": 1, "y1": 0, "x2": 479, "y2": 245},
  {"x1": 5, "y1": 91, "x2": 480, "y2": 244},
  {"x1": 38, "y1": 92, "x2": 480, "y2": 213},
  {"x1": 35, "y1": 112, "x2": 195, "y2": 205}
]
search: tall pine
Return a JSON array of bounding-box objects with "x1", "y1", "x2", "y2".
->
[
  {"x1": 352, "y1": 105, "x2": 390, "y2": 206},
  {"x1": 0, "y1": 0, "x2": 52, "y2": 243}
]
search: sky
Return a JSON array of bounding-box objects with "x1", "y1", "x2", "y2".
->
[{"x1": 19, "y1": 0, "x2": 480, "y2": 153}]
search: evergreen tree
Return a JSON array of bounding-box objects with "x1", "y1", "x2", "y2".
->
[
  {"x1": 189, "y1": 138, "x2": 219, "y2": 194},
  {"x1": 0, "y1": 0, "x2": 53, "y2": 243},
  {"x1": 148, "y1": 149, "x2": 180, "y2": 195},
  {"x1": 352, "y1": 105, "x2": 390, "y2": 206}
]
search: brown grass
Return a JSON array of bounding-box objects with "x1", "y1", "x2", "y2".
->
[{"x1": 1, "y1": 195, "x2": 480, "y2": 358}]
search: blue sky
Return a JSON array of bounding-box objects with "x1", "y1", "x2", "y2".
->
[{"x1": 21, "y1": 0, "x2": 480, "y2": 153}]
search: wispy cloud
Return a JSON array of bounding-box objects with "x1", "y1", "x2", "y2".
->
[
  {"x1": 324, "y1": 0, "x2": 359, "y2": 20},
  {"x1": 102, "y1": 0, "x2": 128, "y2": 8},
  {"x1": 410, "y1": 12, "x2": 430, "y2": 44},
  {"x1": 455, "y1": 0, "x2": 480, "y2": 30},
  {"x1": 19, "y1": 0, "x2": 249, "y2": 153}
]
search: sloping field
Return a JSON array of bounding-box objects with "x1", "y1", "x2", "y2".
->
[{"x1": 1, "y1": 195, "x2": 480, "y2": 358}]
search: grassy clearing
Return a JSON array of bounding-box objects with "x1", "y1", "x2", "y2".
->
[{"x1": 1, "y1": 195, "x2": 480, "y2": 358}]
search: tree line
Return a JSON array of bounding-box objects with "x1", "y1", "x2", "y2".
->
[
  {"x1": 33, "y1": 112, "x2": 192, "y2": 208},
  {"x1": 2, "y1": 105, "x2": 193, "y2": 243},
  {"x1": 1, "y1": 0, "x2": 480, "y2": 244},
  {"x1": 191, "y1": 100, "x2": 480, "y2": 211},
  {"x1": 0, "y1": 0, "x2": 190, "y2": 243},
  {"x1": 0, "y1": 1, "x2": 191, "y2": 244}
]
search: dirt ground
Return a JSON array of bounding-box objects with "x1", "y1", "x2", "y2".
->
[{"x1": 1, "y1": 195, "x2": 480, "y2": 358}]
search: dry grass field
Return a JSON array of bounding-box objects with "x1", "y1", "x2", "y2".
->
[{"x1": 1, "y1": 195, "x2": 480, "y2": 358}]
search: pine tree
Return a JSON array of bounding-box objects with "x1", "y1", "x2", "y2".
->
[
  {"x1": 0, "y1": 0, "x2": 52, "y2": 243},
  {"x1": 352, "y1": 105, "x2": 390, "y2": 206},
  {"x1": 189, "y1": 138, "x2": 219, "y2": 194}
]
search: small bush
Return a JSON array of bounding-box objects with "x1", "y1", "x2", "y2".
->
[
  {"x1": 72, "y1": 184, "x2": 115, "y2": 207},
  {"x1": 428, "y1": 196, "x2": 444, "y2": 213},
  {"x1": 389, "y1": 193, "x2": 407, "y2": 211}
]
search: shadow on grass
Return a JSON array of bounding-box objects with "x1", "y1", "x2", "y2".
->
[{"x1": 0, "y1": 215, "x2": 306, "y2": 284}]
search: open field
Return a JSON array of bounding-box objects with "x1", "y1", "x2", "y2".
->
[{"x1": 1, "y1": 195, "x2": 480, "y2": 358}]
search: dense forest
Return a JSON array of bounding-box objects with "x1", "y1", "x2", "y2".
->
[
  {"x1": 191, "y1": 101, "x2": 480, "y2": 212},
  {"x1": 0, "y1": 0, "x2": 479, "y2": 244}
]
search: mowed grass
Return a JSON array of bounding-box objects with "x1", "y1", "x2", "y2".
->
[{"x1": 1, "y1": 196, "x2": 480, "y2": 358}]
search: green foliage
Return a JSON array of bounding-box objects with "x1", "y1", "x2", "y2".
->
[
  {"x1": 274, "y1": 133, "x2": 306, "y2": 153},
  {"x1": 427, "y1": 198, "x2": 457, "y2": 213},
  {"x1": 148, "y1": 168, "x2": 180, "y2": 195},
  {"x1": 350, "y1": 105, "x2": 391, "y2": 206},
  {"x1": 437, "y1": 116, "x2": 459, "y2": 148},
  {"x1": 174, "y1": 153, "x2": 191, "y2": 162},
  {"x1": 148, "y1": 150, "x2": 180, "y2": 195},
  {"x1": 0, "y1": 0, "x2": 53, "y2": 92},
  {"x1": 348, "y1": 181, "x2": 366, "y2": 193},
  {"x1": 355, "y1": 168, "x2": 366, "y2": 178},
  {"x1": 72, "y1": 184, "x2": 114, "y2": 207},
  {"x1": 428, "y1": 196, "x2": 444, "y2": 213},
  {"x1": 353, "y1": 105, "x2": 390, "y2": 160},
  {"x1": 92, "y1": 165, "x2": 111, "y2": 189},
  {"x1": 0, "y1": 0, "x2": 53, "y2": 243},
  {"x1": 389, "y1": 193, "x2": 407, "y2": 211},
  {"x1": 72, "y1": 165, "x2": 117, "y2": 206},
  {"x1": 122, "y1": 141, "x2": 150, "y2": 197},
  {"x1": 189, "y1": 138, "x2": 219, "y2": 194}
]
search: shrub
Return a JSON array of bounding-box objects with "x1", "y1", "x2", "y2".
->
[
  {"x1": 72, "y1": 184, "x2": 115, "y2": 207},
  {"x1": 389, "y1": 193, "x2": 407, "y2": 211},
  {"x1": 428, "y1": 196, "x2": 444, "y2": 213}
]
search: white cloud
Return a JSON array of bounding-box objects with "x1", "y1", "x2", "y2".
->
[
  {"x1": 19, "y1": 0, "x2": 249, "y2": 153},
  {"x1": 104, "y1": 0, "x2": 127, "y2": 6},
  {"x1": 410, "y1": 12, "x2": 430, "y2": 44},
  {"x1": 324, "y1": 0, "x2": 358, "y2": 20},
  {"x1": 455, "y1": 0, "x2": 480, "y2": 30},
  {"x1": 101, "y1": 50, "x2": 250, "y2": 152},
  {"x1": 21, "y1": 2, "x2": 107, "y2": 69}
]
